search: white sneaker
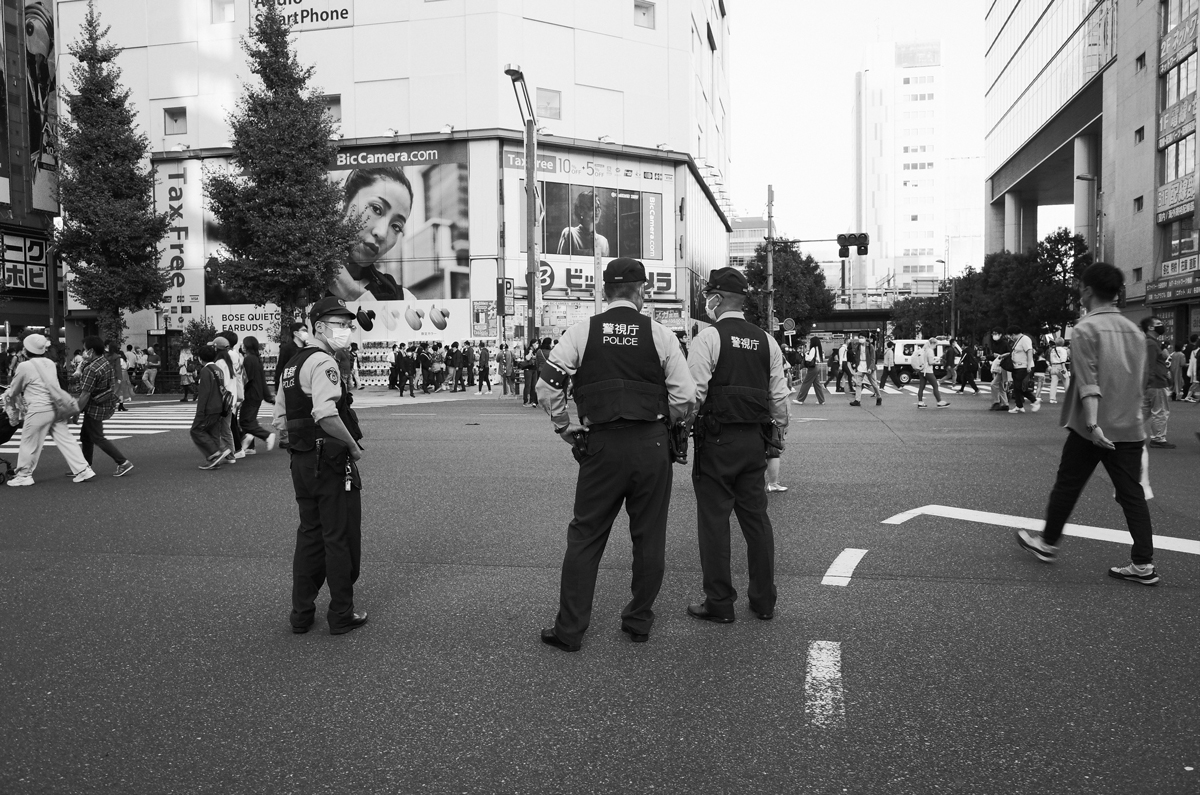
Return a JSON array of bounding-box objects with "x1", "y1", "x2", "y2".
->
[
  {"x1": 1009, "y1": 406, "x2": 1024, "y2": 414},
  {"x1": 73, "y1": 467, "x2": 97, "y2": 483},
  {"x1": 936, "y1": 401, "x2": 951, "y2": 408},
  {"x1": 792, "y1": 399, "x2": 805, "y2": 405},
  {"x1": 1016, "y1": 528, "x2": 1058, "y2": 562},
  {"x1": 233, "y1": 450, "x2": 246, "y2": 460},
  {"x1": 243, "y1": 448, "x2": 256, "y2": 455},
  {"x1": 1029, "y1": 399, "x2": 1041, "y2": 413},
  {"x1": 766, "y1": 483, "x2": 788, "y2": 492},
  {"x1": 266, "y1": 433, "x2": 277, "y2": 452},
  {"x1": 241, "y1": 434, "x2": 254, "y2": 452},
  {"x1": 6, "y1": 474, "x2": 34, "y2": 487}
]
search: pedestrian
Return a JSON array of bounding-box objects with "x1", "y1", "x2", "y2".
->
[
  {"x1": 942, "y1": 338, "x2": 959, "y2": 385},
  {"x1": 522, "y1": 340, "x2": 540, "y2": 406},
  {"x1": 476, "y1": 341, "x2": 493, "y2": 394},
  {"x1": 1169, "y1": 343, "x2": 1185, "y2": 400},
  {"x1": 431, "y1": 343, "x2": 447, "y2": 391},
  {"x1": 348, "y1": 341, "x2": 362, "y2": 389},
  {"x1": 879, "y1": 340, "x2": 903, "y2": 389},
  {"x1": 5, "y1": 334, "x2": 95, "y2": 486},
  {"x1": 835, "y1": 338, "x2": 854, "y2": 393},
  {"x1": 502, "y1": 344, "x2": 518, "y2": 396},
  {"x1": 191, "y1": 344, "x2": 228, "y2": 469},
  {"x1": 915, "y1": 338, "x2": 951, "y2": 409},
  {"x1": 179, "y1": 344, "x2": 197, "y2": 402},
  {"x1": 464, "y1": 340, "x2": 476, "y2": 388},
  {"x1": 1046, "y1": 336, "x2": 1070, "y2": 403},
  {"x1": 275, "y1": 322, "x2": 308, "y2": 390},
  {"x1": 536, "y1": 257, "x2": 695, "y2": 651},
  {"x1": 686, "y1": 267, "x2": 787, "y2": 624},
  {"x1": 954, "y1": 339, "x2": 981, "y2": 394},
  {"x1": 211, "y1": 335, "x2": 239, "y2": 463},
  {"x1": 449, "y1": 342, "x2": 466, "y2": 392},
  {"x1": 793, "y1": 336, "x2": 827, "y2": 405},
  {"x1": 417, "y1": 342, "x2": 433, "y2": 393},
  {"x1": 75, "y1": 336, "x2": 133, "y2": 478},
  {"x1": 142, "y1": 345, "x2": 160, "y2": 395},
  {"x1": 273, "y1": 296, "x2": 368, "y2": 636},
  {"x1": 1006, "y1": 325, "x2": 1041, "y2": 414},
  {"x1": 848, "y1": 331, "x2": 882, "y2": 407},
  {"x1": 387, "y1": 344, "x2": 400, "y2": 390},
  {"x1": 824, "y1": 343, "x2": 839, "y2": 389},
  {"x1": 1185, "y1": 342, "x2": 1200, "y2": 402},
  {"x1": 985, "y1": 328, "x2": 1010, "y2": 411},
  {"x1": 238, "y1": 336, "x2": 277, "y2": 455},
  {"x1": 783, "y1": 343, "x2": 801, "y2": 392},
  {"x1": 1140, "y1": 317, "x2": 1175, "y2": 448},
  {"x1": 1016, "y1": 262, "x2": 1160, "y2": 586}
]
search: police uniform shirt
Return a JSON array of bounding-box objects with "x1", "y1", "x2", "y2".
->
[
  {"x1": 688, "y1": 312, "x2": 790, "y2": 426},
  {"x1": 271, "y1": 341, "x2": 346, "y2": 436},
  {"x1": 537, "y1": 300, "x2": 696, "y2": 427}
]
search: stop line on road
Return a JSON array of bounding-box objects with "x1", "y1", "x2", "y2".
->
[{"x1": 882, "y1": 504, "x2": 1200, "y2": 556}]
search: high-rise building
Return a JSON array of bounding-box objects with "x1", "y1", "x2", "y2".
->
[
  {"x1": 53, "y1": 0, "x2": 733, "y2": 357},
  {"x1": 729, "y1": 216, "x2": 768, "y2": 269},
  {"x1": 983, "y1": 0, "x2": 1197, "y2": 337},
  {"x1": 854, "y1": 39, "x2": 985, "y2": 300}
]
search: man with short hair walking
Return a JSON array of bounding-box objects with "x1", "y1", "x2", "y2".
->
[{"x1": 1140, "y1": 317, "x2": 1175, "y2": 448}]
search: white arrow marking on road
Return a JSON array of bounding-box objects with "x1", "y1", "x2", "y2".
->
[
  {"x1": 882, "y1": 504, "x2": 1200, "y2": 556},
  {"x1": 822, "y1": 549, "x2": 869, "y2": 586},
  {"x1": 805, "y1": 641, "x2": 845, "y2": 729}
]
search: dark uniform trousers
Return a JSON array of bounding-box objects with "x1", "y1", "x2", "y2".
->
[
  {"x1": 289, "y1": 449, "x2": 362, "y2": 628},
  {"x1": 693, "y1": 424, "x2": 777, "y2": 619},
  {"x1": 555, "y1": 422, "x2": 673, "y2": 645}
]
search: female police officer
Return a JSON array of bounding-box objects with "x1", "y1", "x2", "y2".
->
[{"x1": 272, "y1": 297, "x2": 368, "y2": 635}]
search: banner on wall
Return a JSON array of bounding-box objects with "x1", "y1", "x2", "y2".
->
[
  {"x1": 154, "y1": 158, "x2": 206, "y2": 329},
  {"x1": 472, "y1": 300, "x2": 497, "y2": 338},
  {"x1": 25, "y1": 0, "x2": 57, "y2": 213},
  {"x1": 353, "y1": 298, "x2": 472, "y2": 344},
  {"x1": 535, "y1": 260, "x2": 675, "y2": 297},
  {"x1": 0, "y1": 18, "x2": 9, "y2": 205},
  {"x1": 205, "y1": 141, "x2": 470, "y2": 307}
]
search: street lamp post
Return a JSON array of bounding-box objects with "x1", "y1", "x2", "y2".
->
[{"x1": 505, "y1": 64, "x2": 539, "y2": 345}]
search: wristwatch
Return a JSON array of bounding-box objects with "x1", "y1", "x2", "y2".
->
[
  {"x1": 1085, "y1": 423, "x2": 1100, "y2": 432},
  {"x1": 554, "y1": 423, "x2": 570, "y2": 435}
]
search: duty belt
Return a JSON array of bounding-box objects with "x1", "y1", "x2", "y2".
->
[{"x1": 586, "y1": 419, "x2": 659, "y2": 432}]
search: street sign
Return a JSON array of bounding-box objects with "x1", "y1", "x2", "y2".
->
[
  {"x1": 496, "y1": 277, "x2": 515, "y2": 315},
  {"x1": 783, "y1": 318, "x2": 796, "y2": 332}
]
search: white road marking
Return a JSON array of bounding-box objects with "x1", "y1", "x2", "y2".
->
[
  {"x1": 389, "y1": 413, "x2": 437, "y2": 416},
  {"x1": 804, "y1": 641, "x2": 845, "y2": 729},
  {"x1": 822, "y1": 549, "x2": 869, "y2": 586},
  {"x1": 882, "y1": 504, "x2": 1200, "y2": 556}
]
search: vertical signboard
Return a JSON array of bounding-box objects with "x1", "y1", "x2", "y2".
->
[
  {"x1": 0, "y1": 17, "x2": 9, "y2": 205},
  {"x1": 154, "y1": 158, "x2": 205, "y2": 329},
  {"x1": 25, "y1": 0, "x2": 58, "y2": 213},
  {"x1": 2, "y1": 232, "x2": 49, "y2": 297}
]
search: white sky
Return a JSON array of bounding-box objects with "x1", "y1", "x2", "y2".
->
[{"x1": 727, "y1": 1, "x2": 1074, "y2": 250}]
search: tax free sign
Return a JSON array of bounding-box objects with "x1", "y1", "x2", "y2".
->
[{"x1": 253, "y1": 0, "x2": 353, "y2": 32}]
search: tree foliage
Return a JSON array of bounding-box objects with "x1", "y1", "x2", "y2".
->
[
  {"x1": 890, "y1": 292, "x2": 948, "y2": 339},
  {"x1": 204, "y1": 3, "x2": 358, "y2": 340},
  {"x1": 56, "y1": 1, "x2": 170, "y2": 344},
  {"x1": 181, "y1": 315, "x2": 217, "y2": 352},
  {"x1": 742, "y1": 241, "x2": 835, "y2": 338}
]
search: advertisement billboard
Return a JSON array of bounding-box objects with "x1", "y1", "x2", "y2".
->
[
  {"x1": 0, "y1": 18, "x2": 8, "y2": 205},
  {"x1": 154, "y1": 158, "x2": 206, "y2": 329},
  {"x1": 204, "y1": 141, "x2": 469, "y2": 306},
  {"x1": 25, "y1": 0, "x2": 57, "y2": 213},
  {"x1": 2, "y1": 232, "x2": 49, "y2": 298}
]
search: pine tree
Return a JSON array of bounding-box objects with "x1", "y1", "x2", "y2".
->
[
  {"x1": 56, "y1": 1, "x2": 170, "y2": 345},
  {"x1": 204, "y1": 3, "x2": 357, "y2": 340}
]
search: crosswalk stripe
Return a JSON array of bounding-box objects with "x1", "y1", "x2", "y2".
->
[{"x1": 1, "y1": 403, "x2": 273, "y2": 451}]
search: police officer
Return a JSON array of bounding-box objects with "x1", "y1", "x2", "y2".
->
[
  {"x1": 272, "y1": 297, "x2": 368, "y2": 635},
  {"x1": 536, "y1": 257, "x2": 696, "y2": 651},
  {"x1": 686, "y1": 267, "x2": 789, "y2": 623}
]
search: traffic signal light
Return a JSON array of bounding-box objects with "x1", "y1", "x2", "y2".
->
[{"x1": 837, "y1": 233, "x2": 870, "y2": 258}]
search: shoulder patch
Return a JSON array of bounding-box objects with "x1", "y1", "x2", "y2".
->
[{"x1": 325, "y1": 367, "x2": 340, "y2": 385}]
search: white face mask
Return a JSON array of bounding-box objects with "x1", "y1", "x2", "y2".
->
[
  {"x1": 992, "y1": 335, "x2": 1000, "y2": 341},
  {"x1": 322, "y1": 325, "x2": 353, "y2": 351},
  {"x1": 705, "y1": 295, "x2": 721, "y2": 322}
]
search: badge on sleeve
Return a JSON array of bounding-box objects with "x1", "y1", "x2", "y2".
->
[{"x1": 325, "y1": 367, "x2": 340, "y2": 385}]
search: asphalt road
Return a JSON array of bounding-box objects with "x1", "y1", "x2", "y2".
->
[{"x1": 2, "y1": 388, "x2": 1198, "y2": 794}]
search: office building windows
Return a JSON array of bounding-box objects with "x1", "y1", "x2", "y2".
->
[
  {"x1": 1136, "y1": 53, "x2": 1147, "y2": 72},
  {"x1": 1163, "y1": 53, "x2": 1197, "y2": 110},
  {"x1": 1165, "y1": 216, "x2": 1198, "y2": 258},
  {"x1": 1135, "y1": 126, "x2": 1145, "y2": 144},
  {"x1": 1162, "y1": 0, "x2": 1199, "y2": 37},
  {"x1": 1163, "y1": 133, "x2": 1196, "y2": 183},
  {"x1": 1134, "y1": 195, "x2": 1144, "y2": 212}
]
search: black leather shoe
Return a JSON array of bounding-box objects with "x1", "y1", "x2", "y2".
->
[
  {"x1": 849, "y1": 400, "x2": 861, "y2": 407},
  {"x1": 621, "y1": 625, "x2": 649, "y2": 643},
  {"x1": 687, "y1": 603, "x2": 733, "y2": 623},
  {"x1": 291, "y1": 621, "x2": 314, "y2": 634},
  {"x1": 752, "y1": 608, "x2": 774, "y2": 621},
  {"x1": 540, "y1": 628, "x2": 580, "y2": 652},
  {"x1": 329, "y1": 611, "x2": 368, "y2": 635}
]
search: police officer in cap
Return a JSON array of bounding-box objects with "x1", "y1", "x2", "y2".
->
[
  {"x1": 537, "y1": 257, "x2": 696, "y2": 651},
  {"x1": 686, "y1": 267, "x2": 789, "y2": 623},
  {"x1": 272, "y1": 296, "x2": 368, "y2": 635}
]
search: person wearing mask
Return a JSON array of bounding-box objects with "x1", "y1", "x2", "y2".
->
[
  {"x1": 179, "y1": 344, "x2": 197, "y2": 402},
  {"x1": 535, "y1": 258, "x2": 695, "y2": 651},
  {"x1": 416, "y1": 342, "x2": 433, "y2": 393},
  {"x1": 5, "y1": 334, "x2": 95, "y2": 486},
  {"x1": 522, "y1": 340, "x2": 540, "y2": 406},
  {"x1": 1007, "y1": 325, "x2": 1041, "y2": 414},
  {"x1": 954, "y1": 340, "x2": 981, "y2": 395},
  {"x1": 879, "y1": 340, "x2": 903, "y2": 390},
  {"x1": 1016, "y1": 262, "x2": 1159, "y2": 586},
  {"x1": 848, "y1": 332, "x2": 882, "y2": 407},
  {"x1": 396, "y1": 346, "x2": 416, "y2": 397},
  {"x1": 915, "y1": 339, "x2": 951, "y2": 409},
  {"x1": 272, "y1": 297, "x2": 369, "y2": 635},
  {"x1": 75, "y1": 336, "x2": 132, "y2": 477},
  {"x1": 447, "y1": 342, "x2": 463, "y2": 392},
  {"x1": 1140, "y1": 317, "x2": 1175, "y2": 449},
  {"x1": 476, "y1": 341, "x2": 493, "y2": 394},
  {"x1": 1046, "y1": 336, "x2": 1070, "y2": 403},
  {"x1": 142, "y1": 345, "x2": 160, "y2": 395},
  {"x1": 275, "y1": 322, "x2": 308, "y2": 390},
  {"x1": 985, "y1": 328, "x2": 1011, "y2": 411},
  {"x1": 210, "y1": 336, "x2": 239, "y2": 463},
  {"x1": 238, "y1": 336, "x2": 277, "y2": 455},
  {"x1": 192, "y1": 344, "x2": 230, "y2": 469},
  {"x1": 686, "y1": 267, "x2": 788, "y2": 624},
  {"x1": 793, "y1": 336, "x2": 827, "y2": 405},
  {"x1": 835, "y1": 339, "x2": 854, "y2": 394}
]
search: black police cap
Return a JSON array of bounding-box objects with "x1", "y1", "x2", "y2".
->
[
  {"x1": 705, "y1": 267, "x2": 749, "y2": 295},
  {"x1": 603, "y1": 257, "x2": 647, "y2": 284},
  {"x1": 309, "y1": 296, "x2": 356, "y2": 325}
]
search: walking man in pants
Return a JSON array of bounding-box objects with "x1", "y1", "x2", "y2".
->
[
  {"x1": 1017, "y1": 262, "x2": 1159, "y2": 585},
  {"x1": 1140, "y1": 317, "x2": 1175, "y2": 448},
  {"x1": 75, "y1": 336, "x2": 133, "y2": 477}
]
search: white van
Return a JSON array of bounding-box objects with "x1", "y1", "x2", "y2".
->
[{"x1": 890, "y1": 338, "x2": 948, "y2": 384}]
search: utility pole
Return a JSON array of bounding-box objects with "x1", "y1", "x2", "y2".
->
[
  {"x1": 525, "y1": 118, "x2": 539, "y2": 344},
  {"x1": 766, "y1": 185, "x2": 774, "y2": 336}
]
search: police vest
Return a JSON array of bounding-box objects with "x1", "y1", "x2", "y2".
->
[
  {"x1": 281, "y1": 347, "x2": 356, "y2": 451},
  {"x1": 703, "y1": 317, "x2": 772, "y2": 424},
  {"x1": 572, "y1": 306, "x2": 668, "y2": 425}
]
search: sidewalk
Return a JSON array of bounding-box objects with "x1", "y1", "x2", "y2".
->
[{"x1": 347, "y1": 386, "x2": 531, "y2": 409}]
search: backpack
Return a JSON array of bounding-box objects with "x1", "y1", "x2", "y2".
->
[
  {"x1": 186, "y1": 357, "x2": 199, "y2": 375},
  {"x1": 206, "y1": 363, "x2": 235, "y2": 416}
]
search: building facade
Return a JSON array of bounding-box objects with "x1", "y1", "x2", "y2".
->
[
  {"x1": 984, "y1": 0, "x2": 1200, "y2": 340},
  {"x1": 854, "y1": 38, "x2": 985, "y2": 297},
  {"x1": 728, "y1": 215, "x2": 766, "y2": 269},
  {"x1": 0, "y1": 0, "x2": 61, "y2": 348},
  {"x1": 53, "y1": 0, "x2": 732, "y2": 368}
]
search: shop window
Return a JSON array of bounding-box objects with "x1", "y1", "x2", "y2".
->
[{"x1": 164, "y1": 107, "x2": 187, "y2": 135}]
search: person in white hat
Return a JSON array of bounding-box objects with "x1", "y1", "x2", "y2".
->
[{"x1": 5, "y1": 334, "x2": 95, "y2": 486}]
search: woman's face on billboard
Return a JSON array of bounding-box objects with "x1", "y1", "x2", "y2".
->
[{"x1": 347, "y1": 176, "x2": 413, "y2": 265}]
